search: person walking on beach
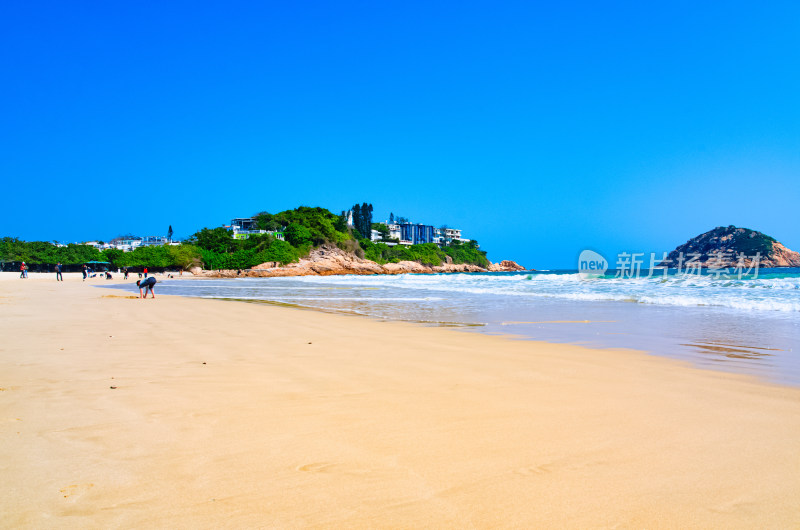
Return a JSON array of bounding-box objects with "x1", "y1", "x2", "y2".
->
[
  {"x1": 136, "y1": 277, "x2": 157, "y2": 299},
  {"x1": 82, "y1": 264, "x2": 88, "y2": 281},
  {"x1": 56, "y1": 262, "x2": 63, "y2": 281},
  {"x1": 143, "y1": 267, "x2": 148, "y2": 278},
  {"x1": 124, "y1": 267, "x2": 129, "y2": 280},
  {"x1": 20, "y1": 262, "x2": 28, "y2": 278}
]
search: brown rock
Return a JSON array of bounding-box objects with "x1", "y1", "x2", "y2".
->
[
  {"x1": 198, "y1": 244, "x2": 502, "y2": 278},
  {"x1": 488, "y1": 260, "x2": 527, "y2": 272},
  {"x1": 381, "y1": 261, "x2": 432, "y2": 274},
  {"x1": 431, "y1": 263, "x2": 487, "y2": 273}
]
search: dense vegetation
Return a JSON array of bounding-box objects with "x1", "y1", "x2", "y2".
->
[
  {"x1": 726, "y1": 227, "x2": 776, "y2": 255},
  {"x1": 190, "y1": 206, "x2": 352, "y2": 269},
  {"x1": 348, "y1": 203, "x2": 373, "y2": 240},
  {"x1": 668, "y1": 225, "x2": 779, "y2": 261},
  {"x1": 1, "y1": 205, "x2": 490, "y2": 270},
  {"x1": 359, "y1": 239, "x2": 489, "y2": 267},
  {"x1": 0, "y1": 237, "x2": 105, "y2": 265}
]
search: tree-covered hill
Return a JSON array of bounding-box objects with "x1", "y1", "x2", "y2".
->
[
  {"x1": 664, "y1": 225, "x2": 800, "y2": 267},
  {"x1": 0, "y1": 204, "x2": 490, "y2": 271}
]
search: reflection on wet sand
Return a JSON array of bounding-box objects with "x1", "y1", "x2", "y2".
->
[
  {"x1": 501, "y1": 320, "x2": 616, "y2": 325},
  {"x1": 231, "y1": 298, "x2": 485, "y2": 327},
  {"x1": 682, "y1": 340, "x2": 783, "y2": 360}
]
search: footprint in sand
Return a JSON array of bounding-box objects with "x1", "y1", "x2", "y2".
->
[
  {"x1": 515, "y1": 463, "x2": 557, "y2": 476},
  {"x1": 298, "y1": 462, "x2": 336, "y2": 473},
  {"x1": 60, "y1": 483, "x2": 94, "y2": 500},
  {"x1": 708, "y1": 497, "x2": 756, "y2": 514},
  {"x1": 297, "y1": 462, "x2": 371, "y2": 475}
]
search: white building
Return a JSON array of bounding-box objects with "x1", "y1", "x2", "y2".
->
[
  {"x1": 228, "y1": 217, "x2": 285, "y2": 241},
  {"x1": 108, "y1": 236, "x2": 142, "y2": 251},
  {"x1": 434, "y1": 227, "x2": 471, "y2": 245},
  {"x1": 371, "y1": 221, "x2": 471, "y2": 247},
  {"x1": 140, "y1": 236, "x2": 170, "y2": 247},
  {"x1": 104, "y1": 235, "x2": 175, "y2": 251}
]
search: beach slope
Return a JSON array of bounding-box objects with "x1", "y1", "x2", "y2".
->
[{"x1": 1, "y1": 275, "x2": 798, "y2": 528}]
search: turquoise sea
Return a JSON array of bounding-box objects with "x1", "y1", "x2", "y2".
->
[{"x1": 109, "y1": 268, "x2": 800, "y2": 386}]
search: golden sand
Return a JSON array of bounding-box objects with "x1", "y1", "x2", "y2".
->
[{"x1": 1, "y1": 273, "x2": 799, "y2": 528}]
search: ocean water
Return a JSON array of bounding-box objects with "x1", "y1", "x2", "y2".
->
[{"x1": 109, "y1": 269, "x2": 800, "y2": 386}]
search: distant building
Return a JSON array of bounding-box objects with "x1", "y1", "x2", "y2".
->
[
  {"x1": 108, "y1": 236, "x2": 142, "y2": 251},
  {"x1": 228, "y1": 217, "x2": 285, "y2": 241},
  {"x1": 434, "y1": 227, "x2": 471, "y2": 246},
  {"x1": 375, "y1": 221, "x2": 469, "y2": 246},
  {"x1": 140, "y1": 236, "x2": 170, "y2": 247},
  {"x1": 103, "y1": 235, "x2": 175, "y2": 251},
  {"x1": 387, "y1": 223, "x2": 402, "y2": 241},
  {"x1": 399, "y1": 223, "x2": 435, "y2": 245}
]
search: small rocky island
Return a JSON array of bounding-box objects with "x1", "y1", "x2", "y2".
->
[{"x1": 663, "y1": 226, "x2": 800, "y2": 268}]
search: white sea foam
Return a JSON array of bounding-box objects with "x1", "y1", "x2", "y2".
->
[{"x1": 274, "y1": 271, "x2": 800, "y2": 312}]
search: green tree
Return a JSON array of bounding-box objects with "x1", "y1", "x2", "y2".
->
[
  {"x1": 254, "y1": 212, "x2": 282, "y2": 232},
  {"x1": 351, "y1": 204, "x2": 362, "y2": 237},
  {"x1": 350, "y1": 202, "x2": 373, "y2": 240},
  {"x1": 372, "y1": 222, "x2": 390, "y2": 240},
  {"x1": 361, "y1": 202, "x2": 373, "y2": 239},
  {"x1": 335, "y1": 211, "x2": 348, "y2": 233},
  {"x1": 284, "y1": 223, "x2": 312, "y2": 247},
  {"x1": 189, "y1": 227, "x2": 237, "y2": 253},
  {"x1": 102, "y1": 248, "x2": 125, "y2": 265},
  {"x1": 167, "y1": 244, "x2": 202, "y2": 269}
]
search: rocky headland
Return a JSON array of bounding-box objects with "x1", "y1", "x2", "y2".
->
[{"x1": 191, "y1": 245, "x2": 527, "y2": 278}]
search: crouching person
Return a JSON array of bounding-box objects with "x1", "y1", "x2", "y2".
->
[{"x1": 136, "y1": 277, "x2": 157, "y2": 299}]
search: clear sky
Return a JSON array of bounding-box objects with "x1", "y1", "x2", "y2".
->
[{"x1": 2, "y1": 1, "x2": 798, "y2": 268}]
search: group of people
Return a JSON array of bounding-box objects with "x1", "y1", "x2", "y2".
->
[{"x1": 18, "y1": 261, "x2": 160, "y2": 299}]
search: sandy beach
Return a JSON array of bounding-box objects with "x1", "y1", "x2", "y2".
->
[{"x1": 1, "y1": 272, "x2": 799, "y2": 528}]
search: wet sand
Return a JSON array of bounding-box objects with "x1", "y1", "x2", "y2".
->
[{"x1": 1, "y1": 273, "x2": 799, "y2": 528}]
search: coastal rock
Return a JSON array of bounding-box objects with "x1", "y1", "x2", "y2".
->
[
  {"x1": 246, "y1": 246, "x2": 385, "y2": 277},
  {"x1": 769, "y1": 242, "x2": 800, "y2": 267},
  {"x1": 431, "y1": 263, "x2": 487, "y2": 273},
  {"x1": 488, "y1": 260, "x2": 527, "y2": 272},
  {"x1": 197, "y1": 244, "x2": 530, "y2": 278},
  {"x1": 251, "y1": 262, "x2": 279, "y2": 270},
  {"x1": 381, "y1": 261, "x2": 431, "y2": 274},
  {"x1": 663, "y1": 226, "x2": 800, "y2": 268}
]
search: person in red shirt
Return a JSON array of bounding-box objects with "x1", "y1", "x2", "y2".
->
[{"x1": 143, "y1": 267, "x2": 148, "y2": 278}]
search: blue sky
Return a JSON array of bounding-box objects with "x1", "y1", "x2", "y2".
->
[{"x1": 2, "y1": 1, "x2": 798, "y2": 268}]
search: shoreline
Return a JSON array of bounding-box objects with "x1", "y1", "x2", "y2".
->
[
  {"x1": 101, "y1": 271, "x2": 800, "y2": 388},
  {"x1": 2, "y1": 275, "x2": 799, "y2": 527}
]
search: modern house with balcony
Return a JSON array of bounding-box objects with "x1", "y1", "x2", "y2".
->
[
  {"x1": 434, "y1": 227, "x2": 471, "y2": 246},
  {"x1": 228, "y1": 217, "x2": 285, "y2": 241}
]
